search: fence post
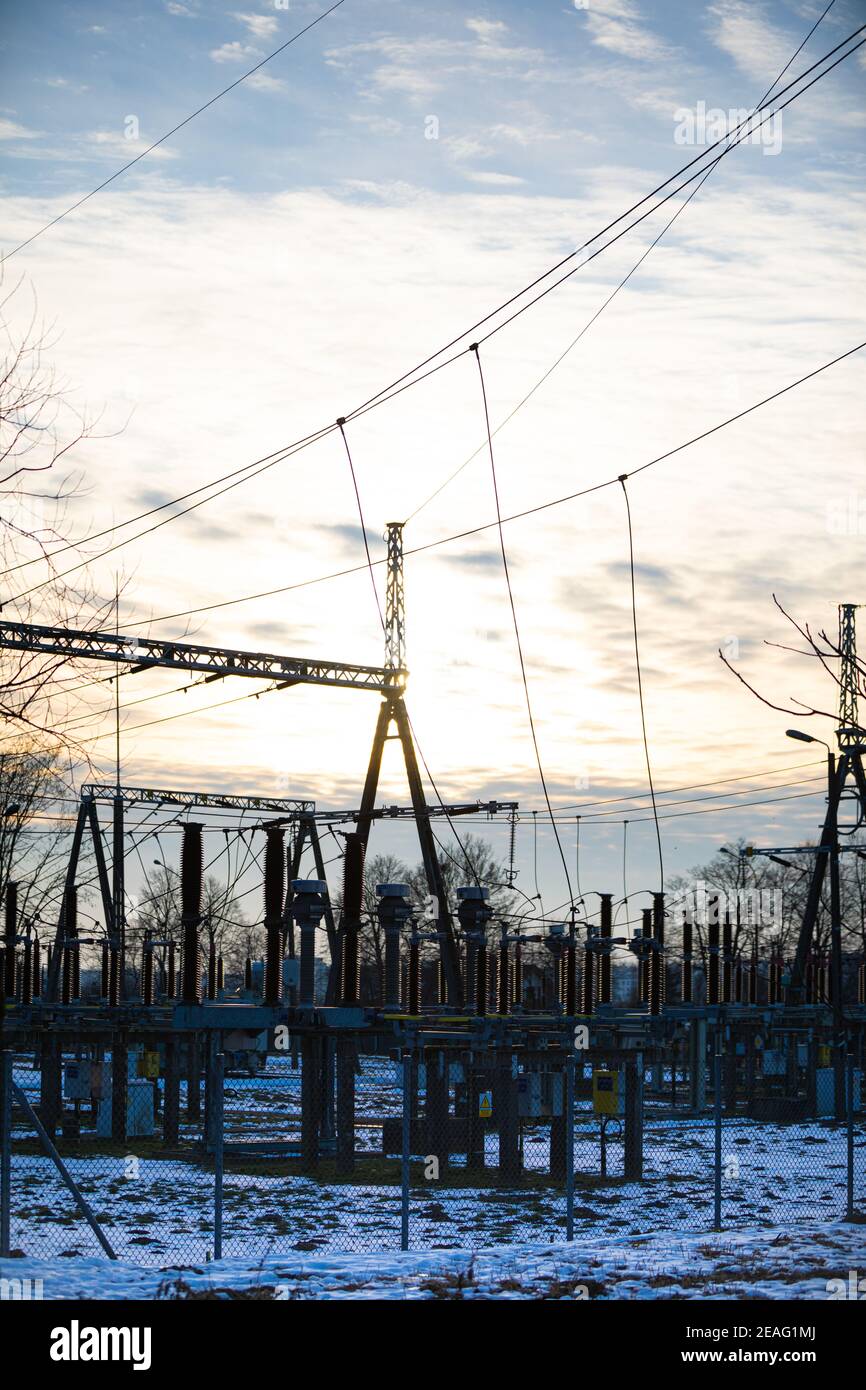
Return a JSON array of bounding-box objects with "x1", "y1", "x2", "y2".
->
[
  {"x1": 565, "y1": 1053, "x2": 575, "y2": 1242},
  {"x1": 213, "y1": 1051, "x2": 224, "y2": 1260},
  {"x1": 0, "y1": 1050, "x2": 11, "y2": 1257},
  {"x1": 713, "y1": 1040, "x2": 723, "y2": 1232},
  {"x1": 401, "y1": 1052, "x2": 411, "y2": 1252},
  {"x1": 846, "y1": 1051, "x2": 855, "y2": 1222}
]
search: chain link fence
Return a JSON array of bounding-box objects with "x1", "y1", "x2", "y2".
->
[{"x1": 2, "y1": 1037, "x2": 864, "y2": 1264}]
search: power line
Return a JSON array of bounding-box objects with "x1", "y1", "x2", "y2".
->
[
  {"x1": 1, "y1": 0, "x2": 348, "y2": 262},
  {"x1": 5, "y1": 325, "x2": 860, "y2": 750},
  {"x1": 98, "y1": 339, "x2": 865, "y2": 633},
  {"x1": 619, "y1": 476, "x2": 663, "y2": 890},
  {"x1": 406, "y1": 0, "x2": 838, "y2": 524},
  {"x1": 473, "y1": 342, "x2": 573, "y2": 910},
  {"x1": 5, "y1": 26, "x2": 861, "y2": 597}
]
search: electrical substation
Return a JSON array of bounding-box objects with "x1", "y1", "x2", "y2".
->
[{"x1": 0, "y1": 514, "x2": 864, "y2": 1260}]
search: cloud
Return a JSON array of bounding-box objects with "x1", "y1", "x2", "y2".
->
[
  {"x1": 0, "y1": 118, "x2": 41, "y2": 140},
  {"x1": 585, "y1": 0, "x2": 674, "y2": 63},
  {"x1": 246, "y1": 72, "x2": 287, "y2": 93},
  {"x1": 465, "y1": 18, "x2": 508, "y2": 43},
  {"x1": 86, "y1": 130, "x2": 177, "y2": 160},
  {"x1": 707, "y1": 1, "x2": 795, "y2": 83},
  {"x1": 43, "y1": 77, "x2": 90, "y2": 94},
  {"x1": 463, "y1": 170, "x2": 526, "y2": 186},
  {"x1": 210, "y1": 41, "x2": 260, "y2": 64},
  {"x1": 325, "y1": 21, "x2": 550, "y2": 104},
  {"x1": 233, "y1": 11, "x2": 280, "y2": 42}
]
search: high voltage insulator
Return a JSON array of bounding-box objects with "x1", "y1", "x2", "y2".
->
[
  {"x1": 143, "y1": 932, "x2": 154, "y2": 1006},
  {"x1": 582, "y1": 931, "x2": 594, "y2": 1015},
  {"x1": 292, "y1": 879, "x2": 329, "y2": 1006},
  {"x1": 4, "y1": 881, "x2": 18, "y2": 999},
  {"x1": 180, "y1": 822, "x2": 204, "y2": 1005},
  {"x1": 649, "y1": 892, "x2": 665, "y2": 1017},
  {"x1": 639, "y1": 908, "x2": 652, "y2": 1004},
  {"x1": 21, "y1": 936, "x2": 32, "y2": 1005},
  {"x1": 498, "y1": 928, "x2": 510, "y2": 1014},
  {"x1": 599, "y1": 894, "x2": 612, "y2": 1005},
  {"x1": 340, "y1": 833, "x2": 364, "y2": 1006},
  {"x1": 263, "y1": 825, "x2": 285, "y2": 1006},
  {"x1": 707, "y1": 896, "x2": 720, "y2": 1006},
  {"x1": 722, "y1": 913, "x2": 733, "y2": 1004},
  {"x1": 681, "y1": 917, "x2": 693, "y2": 1003},
  {"x1": 61, "y1": 885, "x2": 79, "y2": 1004}
]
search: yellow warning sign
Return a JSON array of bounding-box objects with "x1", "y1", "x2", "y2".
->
[{"x1": 479, "y1": 1090, "x2": 493, "y2": 1118}]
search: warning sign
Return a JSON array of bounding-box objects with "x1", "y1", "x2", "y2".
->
[{"x1": 479, "y1": 1090, "x2": 493, "y2": 1118}]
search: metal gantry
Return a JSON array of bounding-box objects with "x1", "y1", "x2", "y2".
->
[{"x1": 0, "y1": 620, "x2": 399, "y2": 693}]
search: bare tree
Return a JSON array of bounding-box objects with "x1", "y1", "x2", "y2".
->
[
  {"x1": 126, "y1": 863, "x2": 251, "y2": 993},
  {"x1": 0, "y1": 274, "x2": 121, "y2": 758}
]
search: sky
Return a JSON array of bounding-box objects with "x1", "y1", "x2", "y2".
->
[{"x1": 1, "y1": 0, "x2": 864, "y2": 922}]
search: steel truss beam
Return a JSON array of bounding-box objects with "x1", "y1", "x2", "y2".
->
[
  {"x1": 0, "y1": 620, "x2": 403, "y2": 693},
  {"x1": 81, "y1": 785, "x2": 316, "y2": 815}
]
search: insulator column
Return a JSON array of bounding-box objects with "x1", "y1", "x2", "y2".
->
[
  {"x1": 599, "y1": 893, "x2": 612, "y2": 1004},
  {"x1": 3, "y1": 881, "x2": 17, "y2": 998},
  {"x1": 722, "y1": 912, "x2": 733, "y2": 1004},
  {"x1": 61, "y1": 884, "x2": 78, "y2": 1003},
  {"x1": 292, "y1": 879, "x2": 329, "y2": 1007},
  {"x1": 749, "y1": 931, "x2": 759, "y2": 1004},
  {"x1": 498, "y1": 928, "x2": 510, "y2": 1014},
  {"x1": 339, "y1": 834, "x2": 364, "y2": 1006},
  {"x1": 649, "y1": 892, "x2": 665, "y2": 1016},
  {"x1": 263, "y1": 825, "x2": 285, "y2": 1006},
  {"x1": 180, "y1": 822, "x2": 204, "y2": 1004},
  {"x1": 143, "y1": 931, "x2": 154, "y2": 1005},
  {"x1": 565, "y1": 927, "x2": 577, "y2": 1014},
  {"x1": 582, "y1": 931, "x2": 595, "y2": 1014},
  {"x1": 206, "y1": 928, "x2": 217, "y2": 1001},
  {"x1": 514, "y1": 938, "x2": 523, "y2": 1009},
  {"x1": 407, "y1": 926, "x2": 421, "y2": 1014},
  {"x1": 681, "y1": 916, "x2": 693, "y2": 1003},
  {"x1": 21, "y1": 935, "x2": 32, "y2": 1004},
  {"x1": 167, "y1": 941, "x2": 176, "y2": 998},
  {"x1": 639, "y1": 908, "x2": 652, "y2": 1003},
  {"x1": 456, "y1": 886, "x2": 492, "y2": 1017},
  {"x1": 707, "y1": 896, "x2": 720, "y2": 1006},
  {"x1": 378, "y1": 884, "x2": 411, "y2": 1011}
]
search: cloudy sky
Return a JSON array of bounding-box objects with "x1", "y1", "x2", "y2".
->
[{"x1": 1, "y1": 0, "x2": 864, "y2": 917}]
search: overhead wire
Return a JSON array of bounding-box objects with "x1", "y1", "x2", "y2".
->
[
  {"x1": 406, "y1": 0, "x2": 839, "y2": 524},
  {"x1": 473, "y1": 341, "x2": 573, "y2": 910},
  {"x1": 4, "y1": 25, "x2": 863, "y2": 600},
  {"x1": 2, "y1": 0, "x2": 349, "y2": 261}
]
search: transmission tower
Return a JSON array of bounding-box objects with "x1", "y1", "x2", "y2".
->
[
  {"x1": 385, "y1": 521, "x2": 406, "y2": 675},
  {"x1": 838, "y1": 602, "x2": 862, "y2": 749}
]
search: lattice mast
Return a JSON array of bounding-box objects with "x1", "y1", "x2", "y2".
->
[
  {"x1": 385, "y1": 521, "x2": 407, "y2": 675},
  {"x1": 838, "y1": 603, "x2": 862, "y2": 749}
]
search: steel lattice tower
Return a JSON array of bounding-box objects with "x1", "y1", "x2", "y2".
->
[
  {"x1": 838, "y1": 603, "x2": 862, "y2": 749},
  {"x1": 385, "y1": 521, "x2": 406, "y2": 675}
]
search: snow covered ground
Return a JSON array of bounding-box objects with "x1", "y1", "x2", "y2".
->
[
  {"x1": 9, "y1": 1055, "x2": 865, "y2": 1265},
  {"x1": 2, "y1": 1222, "x2": 864, "y2": 1300}
]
